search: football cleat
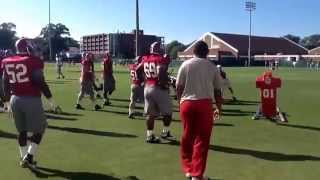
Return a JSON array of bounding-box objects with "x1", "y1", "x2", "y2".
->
[
  {"x1": 160, "y1": 131, "x2": 175, "y2": 140},
  {"x1": 94, "y1": 104, "x2": 102, "y2": 111},
  {"x1": 75, "y1": 104, "x2": 84, "y2": 110},
  {"x1": 20, "y1": 154, "x2": 37, "y2": 170},
  {"x1": 128, "y1": 113, "x2": 135, "y2": 119},
  {"x1": 103, "y1": 101, "x2": 111, "y2": 106},
  {"x1": 146, "y1": 135, "x2": 161, "y2": 144}
]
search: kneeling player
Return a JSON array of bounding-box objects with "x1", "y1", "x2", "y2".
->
[
  {"x1": 253, "y1": 71, "x2": 288, "y2": 123},
  {"x1": 75, "y1": 53, "x2": 101, "y2": 110},
  {"x1": 136, "y1": 42, "x2": 174, "y2": 143},
  {"x1": 128, "y1": 56, "x2": 144, "y2": 119},
  {"x1": 2, "y1": 38, "x2": 58, "y2": 168}
]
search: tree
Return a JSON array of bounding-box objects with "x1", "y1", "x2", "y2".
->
[
  {"x1": 0, "y1": 22, "x2": 18, "y2": 50},
  {"x1": 165, "y1": 40, "x2": 187, "y2": 59},
  {"x1": 40, "y1": 23, "x2": 74, "y2": 59},
  {"x1": 301, "y1": 34, "x2": 320, "y2": 50},
  {"x1": 283, "y1": 34, "x2": 301, "y2": 44}
]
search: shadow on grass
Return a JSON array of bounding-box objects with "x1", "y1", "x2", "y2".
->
[
  {"x1": 45, "y1": 111, "x2": 83, "y2": 117},
  {"x1": 110, "y1": 98, "x2": 130, "y2": 103},
  {"x1": 46, "y1": 80, "x2": 72, "y2": 85},
  {"x1": 31, "y1": 167, "x2": 138, "y2": 180},
  {"x1": 161, "y1": 140, "x2": 320, "y2": 162},
  {"x1": 48, "y1": 125, "x2": 137, "y2": 138},
  {"x1": 224, "y1": 99, "x2": 259, "y2": 106},
  {"x1": 0, "y1": 130, "x2": 16, "y2": 139},
  {"x1": 277, "y1": 123, "x2": 320, "y2": 132},
  {"x1": 109, "y1": 104, "x2": 144, "y2": 110},
  {"x1": 98, "y1": 109, "x2": 129, "y2": 116},
  {"x1": 221, "y1": 109, "x2": 254, "y2": 117},
  {"x1": 210, "y1": 145, "x2": 320, "y2": 161},
  {"x1": 46, "y1": 114, "x2": 78, "y2": 121}
]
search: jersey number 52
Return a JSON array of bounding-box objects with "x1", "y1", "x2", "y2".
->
[{"x1": 5, "y1": 64, "x2": 30, "y2": 83}]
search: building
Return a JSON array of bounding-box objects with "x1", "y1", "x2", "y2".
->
[
  {"x1": 178, "y1": 32, "x2": 308, "y2": 66},
  {"x1": 80, "y1": 30, "x2": 164, "y2": 59},
  {"x1": 309, "y1": 47, "x2": 320, "y2": 55}
]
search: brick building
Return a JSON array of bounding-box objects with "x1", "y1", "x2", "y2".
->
[{"x1": 80, "y1": 30, "x2": 164, "y2": 59}]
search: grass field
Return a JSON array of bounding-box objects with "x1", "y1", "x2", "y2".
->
[{"x1": 0, "y1": 64, "x2": 320, "y2": 180}]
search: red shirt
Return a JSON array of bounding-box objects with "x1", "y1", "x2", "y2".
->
[
  {"x1": 256, "y1": 75, "x2": 281, "y2": 117},
  {"x1": 102, "y1": 57, "x2": 113, "y2": 78},
  {"x1": 2, "y1": 55, "x2": 43, "y2": 97},
  {"x1": 129, "y1": 64, "x2": 141, "y2": 85},
  {"x1": 81, "y1": 59, "x2": 94, "y2": 81},
  {"x1": 140, "y1": 53, "x2": 166, "y2": 85}
]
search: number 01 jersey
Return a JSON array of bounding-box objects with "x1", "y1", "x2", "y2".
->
[
  {"x1": 141, "y1": 53, "x2": 166, "y2": 86},
  {"x1": 2, "y1": 55, "x2": 44, "y2": 97},
  {"x1": 256, "y1": 75, "x2": 281, "y2": 117}
]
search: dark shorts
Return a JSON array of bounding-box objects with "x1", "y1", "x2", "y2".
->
[
  {"x1": 144, "y1": 85, "x2": 172, "y2": 116},
  {"x1": 104, "y1": 75, "x2": 116, "y2": 94},
  {"x1": 10, "y1": 95, "x2": 47, "y2": 134}
]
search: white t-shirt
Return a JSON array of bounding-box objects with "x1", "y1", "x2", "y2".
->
[{"x1": 176, "y1": 58, "x2": 222, "y2": 103}]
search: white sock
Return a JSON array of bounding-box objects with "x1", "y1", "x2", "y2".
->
[
  {"x1": 19, "y1": 146, "x2": 28, "y2": 158},
  {"x1": 28, "y1": 143, "x2": 38, "y2": 156},
  {"x1": 147, "y1": 130, "x2": 153, "y2": 137}
]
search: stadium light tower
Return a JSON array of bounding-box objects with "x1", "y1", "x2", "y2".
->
[
  {"x1": 48, "y1": 0, "x2": 53, "y2": 61},
  {"x1": 135, "y1": 0, "x2": 140, "y2": 57},
  {"x1": 245, "y1": 1, "x2": 256, "y2": 67}
]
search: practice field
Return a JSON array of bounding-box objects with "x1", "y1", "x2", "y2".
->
[{"x1": 0, "y1": 64, "x2": 319, "y2": 180}]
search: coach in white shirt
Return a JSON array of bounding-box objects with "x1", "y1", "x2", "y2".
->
[{"x1": 176, "y1": 41, "x2": 223, "y2": 180}]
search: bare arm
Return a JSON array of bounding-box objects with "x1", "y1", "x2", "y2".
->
[
  {"x1": 2, "y1": 72, "x2": 11, "y2": 102},
  {"x1": 32, "y1": 70, "x2": 52, "y2": 99}
]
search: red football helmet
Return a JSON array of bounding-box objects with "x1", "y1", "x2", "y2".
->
[
  {"x1": 150, "y1": 42, "x2": 162, "y2": 54},
  {"x1": 16, "y1": 38, "x2": 42, "y2": 58}
]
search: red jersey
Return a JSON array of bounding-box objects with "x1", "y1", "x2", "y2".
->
[
  {"x1": 256, "y1": 75, "x2": 281, "y2": 117},
  {"x1": 140, "y1": 53, "x2": 166, "y2": 85},
  {"x1": 102, "y1": 57, "x2": 113, "y2": 78},
  {"x1": 2, "y1": 55, "x2": 43, "y2": 97},
  {"x1": 81, "y1": 59, "x2": 94, "y2": 81},
  {"x1": 129, "y1": 64, "x2": 140, "y2": 85}
]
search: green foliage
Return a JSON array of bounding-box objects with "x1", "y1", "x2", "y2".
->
[
  {"x1": 165, "y1": 40, "x2": 186, "y2": 59},
  {"x1": 283, "y1": 34, "x2": 301, "y2": 44},
  {"x1": 0, "y1": 22, "x2": 18, "y2": 50},
  {"x1": 300, "y1": 34, "x2": 320, "y2": 50}
]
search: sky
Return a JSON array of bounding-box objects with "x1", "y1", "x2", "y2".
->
[{"x1": 0, "y1": 0, "x2": 319, "y2": 44}]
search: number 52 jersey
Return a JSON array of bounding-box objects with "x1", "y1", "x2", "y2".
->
[
  {"x1": 256, "y1": 74, "x2": 281, "y2": 117},
  {"x1": 2, "y1": 55, "x2": 44, "y2": 97}
]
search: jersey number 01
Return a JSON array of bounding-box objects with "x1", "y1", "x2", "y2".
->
[{"x1": 5, "y1": 64, "x2": 30, "y2": 83}]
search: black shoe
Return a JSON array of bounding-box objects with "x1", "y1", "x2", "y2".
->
[
  {"x1": 62, "y1": 75, "x2": 65, "y2": 79},
  {"x1": 103, "y1": 101, "x2": 111, "y2": 106},
  {"x1": 95, "y1": 104, "x2": 102, "y2": 111},
  {"x1": 128, "y1": 113, "x2": 135, "y2": 119},
  {"x1": 146, "y1": 135, "x2": 161, "y2": 143},
  {"x1": 96, "y1": 94, "x2": 102, "y2": 99},
  {"x1": 160, "y1": 131, "x2": 175, "y2": 140},
  {"x1": 232, "y1": 96, "x2": 237, "y2": 101},
  {"x1": 20, "y1": 154, "x2": 37, "y2": 169},
  {"x1": 75, "y1": 104, "x2": 84, "y2": 110}
]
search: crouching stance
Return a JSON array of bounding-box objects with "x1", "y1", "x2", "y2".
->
[{"x1": 2, "y1": 38, "x2": 57, "y2": 168}]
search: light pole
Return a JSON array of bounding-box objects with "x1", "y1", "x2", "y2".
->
[
  {"x1": 48, "y1": 0, "x2": 53, "y2": 61},
  {"x1": 245, "y1": 1, "x2": 256, "y2": 67},
  {"x1": 135, "y1": 0, "x2": 140, "y2": 57}
]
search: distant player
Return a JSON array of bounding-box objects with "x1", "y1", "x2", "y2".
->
[
  {"x1": 75, "y1": 53, "x2": 101, "y2": 110},
  {"x1": 136, "y1": 42, "x2": 174, "y2": 143},
  {"x1": 55, "y1": 53, "x2": 65, "y2": 79},
  {"x1": 2, "y1": 38, "x2": 58, "y2": 168},
  {"x1": 217, "y1": 65, "x2": 237, "y2": 101},
  {"x1": 128, "y1": 56, "x2": 144, "y2": 119},
  {"x1": 253, "y1": 71, "x2": 288, "y2": 122},
  {"x1": 101, "y1": 53, "x2": 115, "y2": 106}
]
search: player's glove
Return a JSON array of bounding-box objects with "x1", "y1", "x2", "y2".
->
[
  {"x1": 47, "y1": 98, "x2": 62, "y2": 114},
  {"x1": 4, "y1": 102, "x2": 13, "y2": 119},
  {"x1": 213, "y1": 104, "x2": 221, "y2": 121}
]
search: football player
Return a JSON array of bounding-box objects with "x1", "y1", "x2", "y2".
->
[
  {"x1": 128, "y1": 56, "x2": 144, "y2": 119},
  {"x1": 101, "y1": 53, "x2": 115, "y2": 106},
  {"x1": 55, "y1": 53, "x2": 65, "y2": 79},
  {"x1": 75, "y1": 53, "x2": 101, "y2": 110},
  {"x1": 136, "y1": 42, "x2": 174, "y2": 143},
  {"x1": 253, "y1": 71, "x2": 288, "y2": 123},
  {"x1": 217, "y1": 65, "x2": 237, "y2": 101},
  {"x1": 2, "y1": 38, "x2": 58, "y2": 168}
]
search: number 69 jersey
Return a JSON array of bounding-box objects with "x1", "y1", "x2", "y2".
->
[
  {"x1": 2, "y1": 55, "x2": 44, "y2": 97},
  {"x1": 256, "y1": 73, "x2": 281, "y2": 117},
  {"x1": 140, "y1": 54, "x2": 167, "y2": 86}
]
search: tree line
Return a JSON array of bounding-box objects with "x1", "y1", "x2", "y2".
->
[{"x1": 0, "y1": 22, "x2": 79, "y2": 60}]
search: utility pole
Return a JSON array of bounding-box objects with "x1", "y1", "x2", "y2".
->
[
  {"x1": 245, "y1": 1, "x2": 256, "y2": 67},
  {"x1": 49, "y1": 0, "x2": 53, "y2": 61},
  {"x1": 135, "y1": 0, "x2": 140, "y2": 57}
]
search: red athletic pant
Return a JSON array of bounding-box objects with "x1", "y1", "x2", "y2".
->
[{"x1": 180, "y1": 99, "x2": 214, "y2": 178}]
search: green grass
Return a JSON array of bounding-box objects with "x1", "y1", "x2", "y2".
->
[{"x1": 0, "y1": 64, "x2": 320, "y2": 180}]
